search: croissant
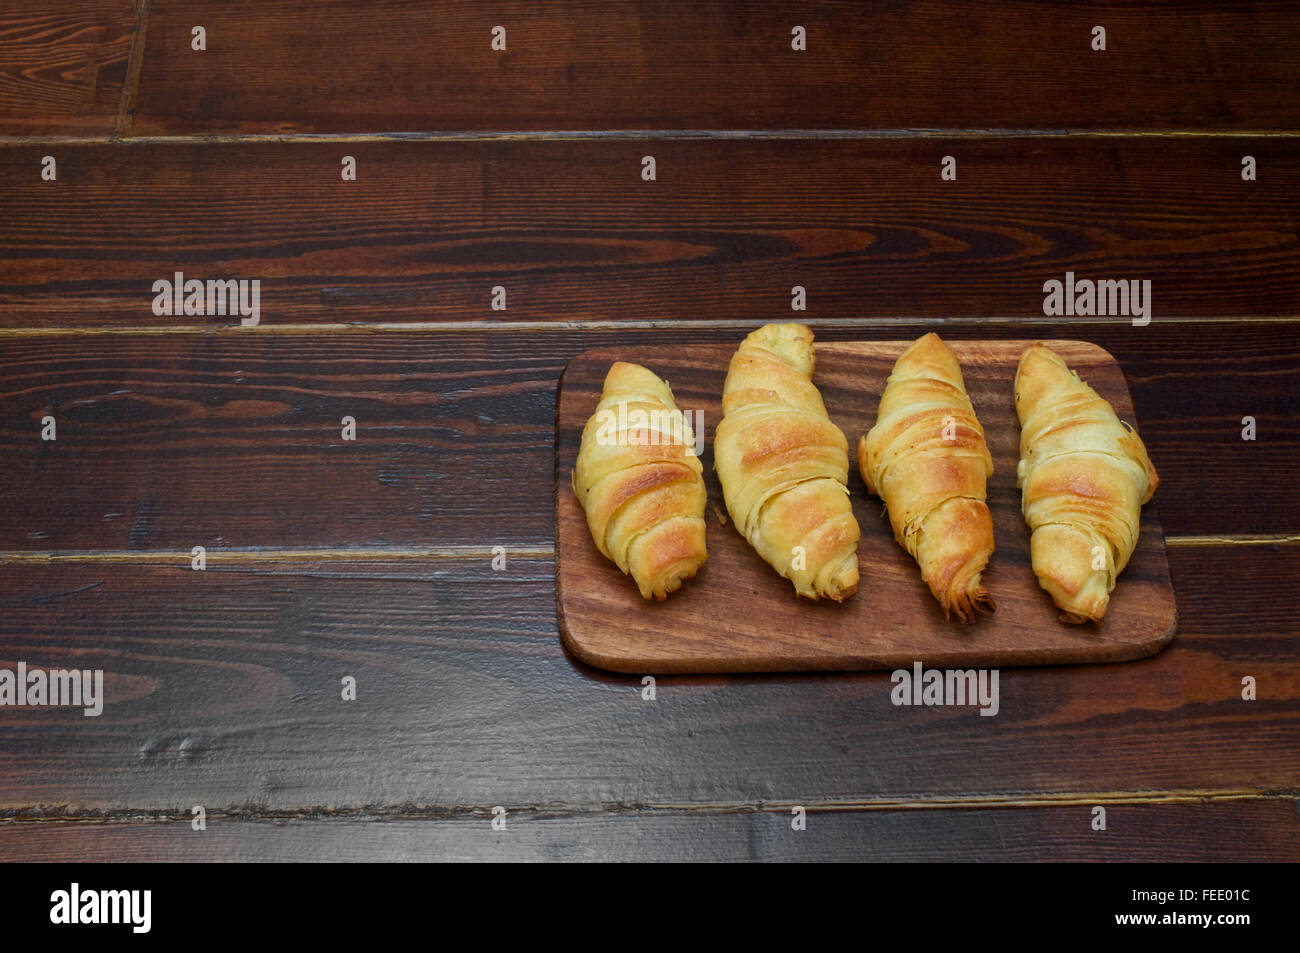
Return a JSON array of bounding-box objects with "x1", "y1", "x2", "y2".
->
[
  {"x1": 714, "y1": 323, "x2": 860, "y2": 601},
  {"x1": 858, "y1": 333, "x2": 995, "y2": 622},
  {"x1": 572, "y1": 361, "x2": 707, "y2": 600},
  {"x1": 1014, "y1": 343, "x2": 1159, "y2": 623}
]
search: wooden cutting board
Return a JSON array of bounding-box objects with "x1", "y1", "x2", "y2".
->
[{"x1": 555, "y1": 339, "x2": 1177, "y2": 674}]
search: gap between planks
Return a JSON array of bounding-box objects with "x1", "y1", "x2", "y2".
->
[
  {"x1": 4, "y1": 316, "x2": 1300, "y2": 337},
  {"x1": 1, "y1": 789, "x2": 1296, "y2": 825},
  {"x1": 1166, "y1": 534, "x2": 1300, "y2": 548},
  {"x1": 3, "y1": 129, "x2": 1300, "y2": 148},
  {"x1": 0, "y1": 535, "x2": 1293, "y2": 567},
  {"x1": 0, "y1": 546, "x2": 552, "y2": 565}
]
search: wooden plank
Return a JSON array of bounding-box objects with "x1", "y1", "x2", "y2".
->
[
  {"x1": 0, "y1": 545, "x2": 1294, "y2": 809},
  {"x1": 0, "y1": 333, "x2": 561, "y2": 550},
  {"x1": 0, "y1": 138, "x2": 1295, "y2": 327},
  {"x1": 127, "y1": 1, "x2": 1300, "y2": 133},
  {"x1": 1, "y1": 800, "x2": 1295, "y2": 861},
  {"x1": 0, "y1": 1, "x2": 139, "y2": 136},
  {"x1": 557, "y1": 339, "x2": 1176, "y2": 672},
  {"x1": 0, "y1": 324, "x2": 1296, "y2": 553}
]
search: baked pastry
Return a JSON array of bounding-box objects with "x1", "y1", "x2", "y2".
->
[
  {"x1": 714, "y1": 323, "x2": 860, "y2": 601},
  {"x1": 572, "y1": 361, "x2": 707, "y2": 600},
  {"x1": 858, "y1": 333, "x2": 995, "y2": 621},
  {"x1": 1014, "y1": 343, "x2": 1159, "y2": 623}
]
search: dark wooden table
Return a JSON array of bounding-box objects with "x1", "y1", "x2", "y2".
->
[{"x1": 0, "y1": 0, "x2": 1296, "y2": 861}]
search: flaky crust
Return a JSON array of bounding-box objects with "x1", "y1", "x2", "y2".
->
[
  {"x1": 1014, "y1": 343, "x2": 1159, "y2": 623},
  {"x1": 573, "y1": 361, "x2": 707, "y2": 600},
  {"x1": 858, "y1": 333, "x2": 995, "y2": 622},
  {"x1": 714, "y1": 323, "x2": 860, "y2": 601}
]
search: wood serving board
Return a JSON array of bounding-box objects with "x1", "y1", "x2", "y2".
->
[{"x1": 555, "y1": 339, "x2": 1177, "y2": 674}]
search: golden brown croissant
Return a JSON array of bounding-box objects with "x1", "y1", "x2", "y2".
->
[
  {"x1": 858, "y1": 333, "x2": 995, "y2": 622},
  {"x1": 1014, "y1": 343, "x2": 1159, "y2": 623},
  {"x1": 572, "y1": 361, "x2": 707, "y2": 600},
  {"x1": 714, "y1": 323, "x2": 860, "y2": 601}
]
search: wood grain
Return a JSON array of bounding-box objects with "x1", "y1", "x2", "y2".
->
[
  {"x1": 557, "y1": 338, "x2": 1175, "y2": 672},
  {"x1": 127, "y1": 1, "x2": 1300, "y2": 134},
  {"x1": 1, "y1": 138, "x2": 1296, "y2": 327},
  {"x1": 0, "y1": 0, "x2": 139, "y2": 136},
  {"x1": 2, "y1": 799, "x2": 1295, "y2": 861},
  {"x1": 0, "y1": 545, "x2": 1293, "y2": 810},
  {"x1": 0, "y1": 333, "x2": 559, "y2": 551},
  {"x1": 0, "y1": 324, "x2": 1295, "y2": 555}
]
